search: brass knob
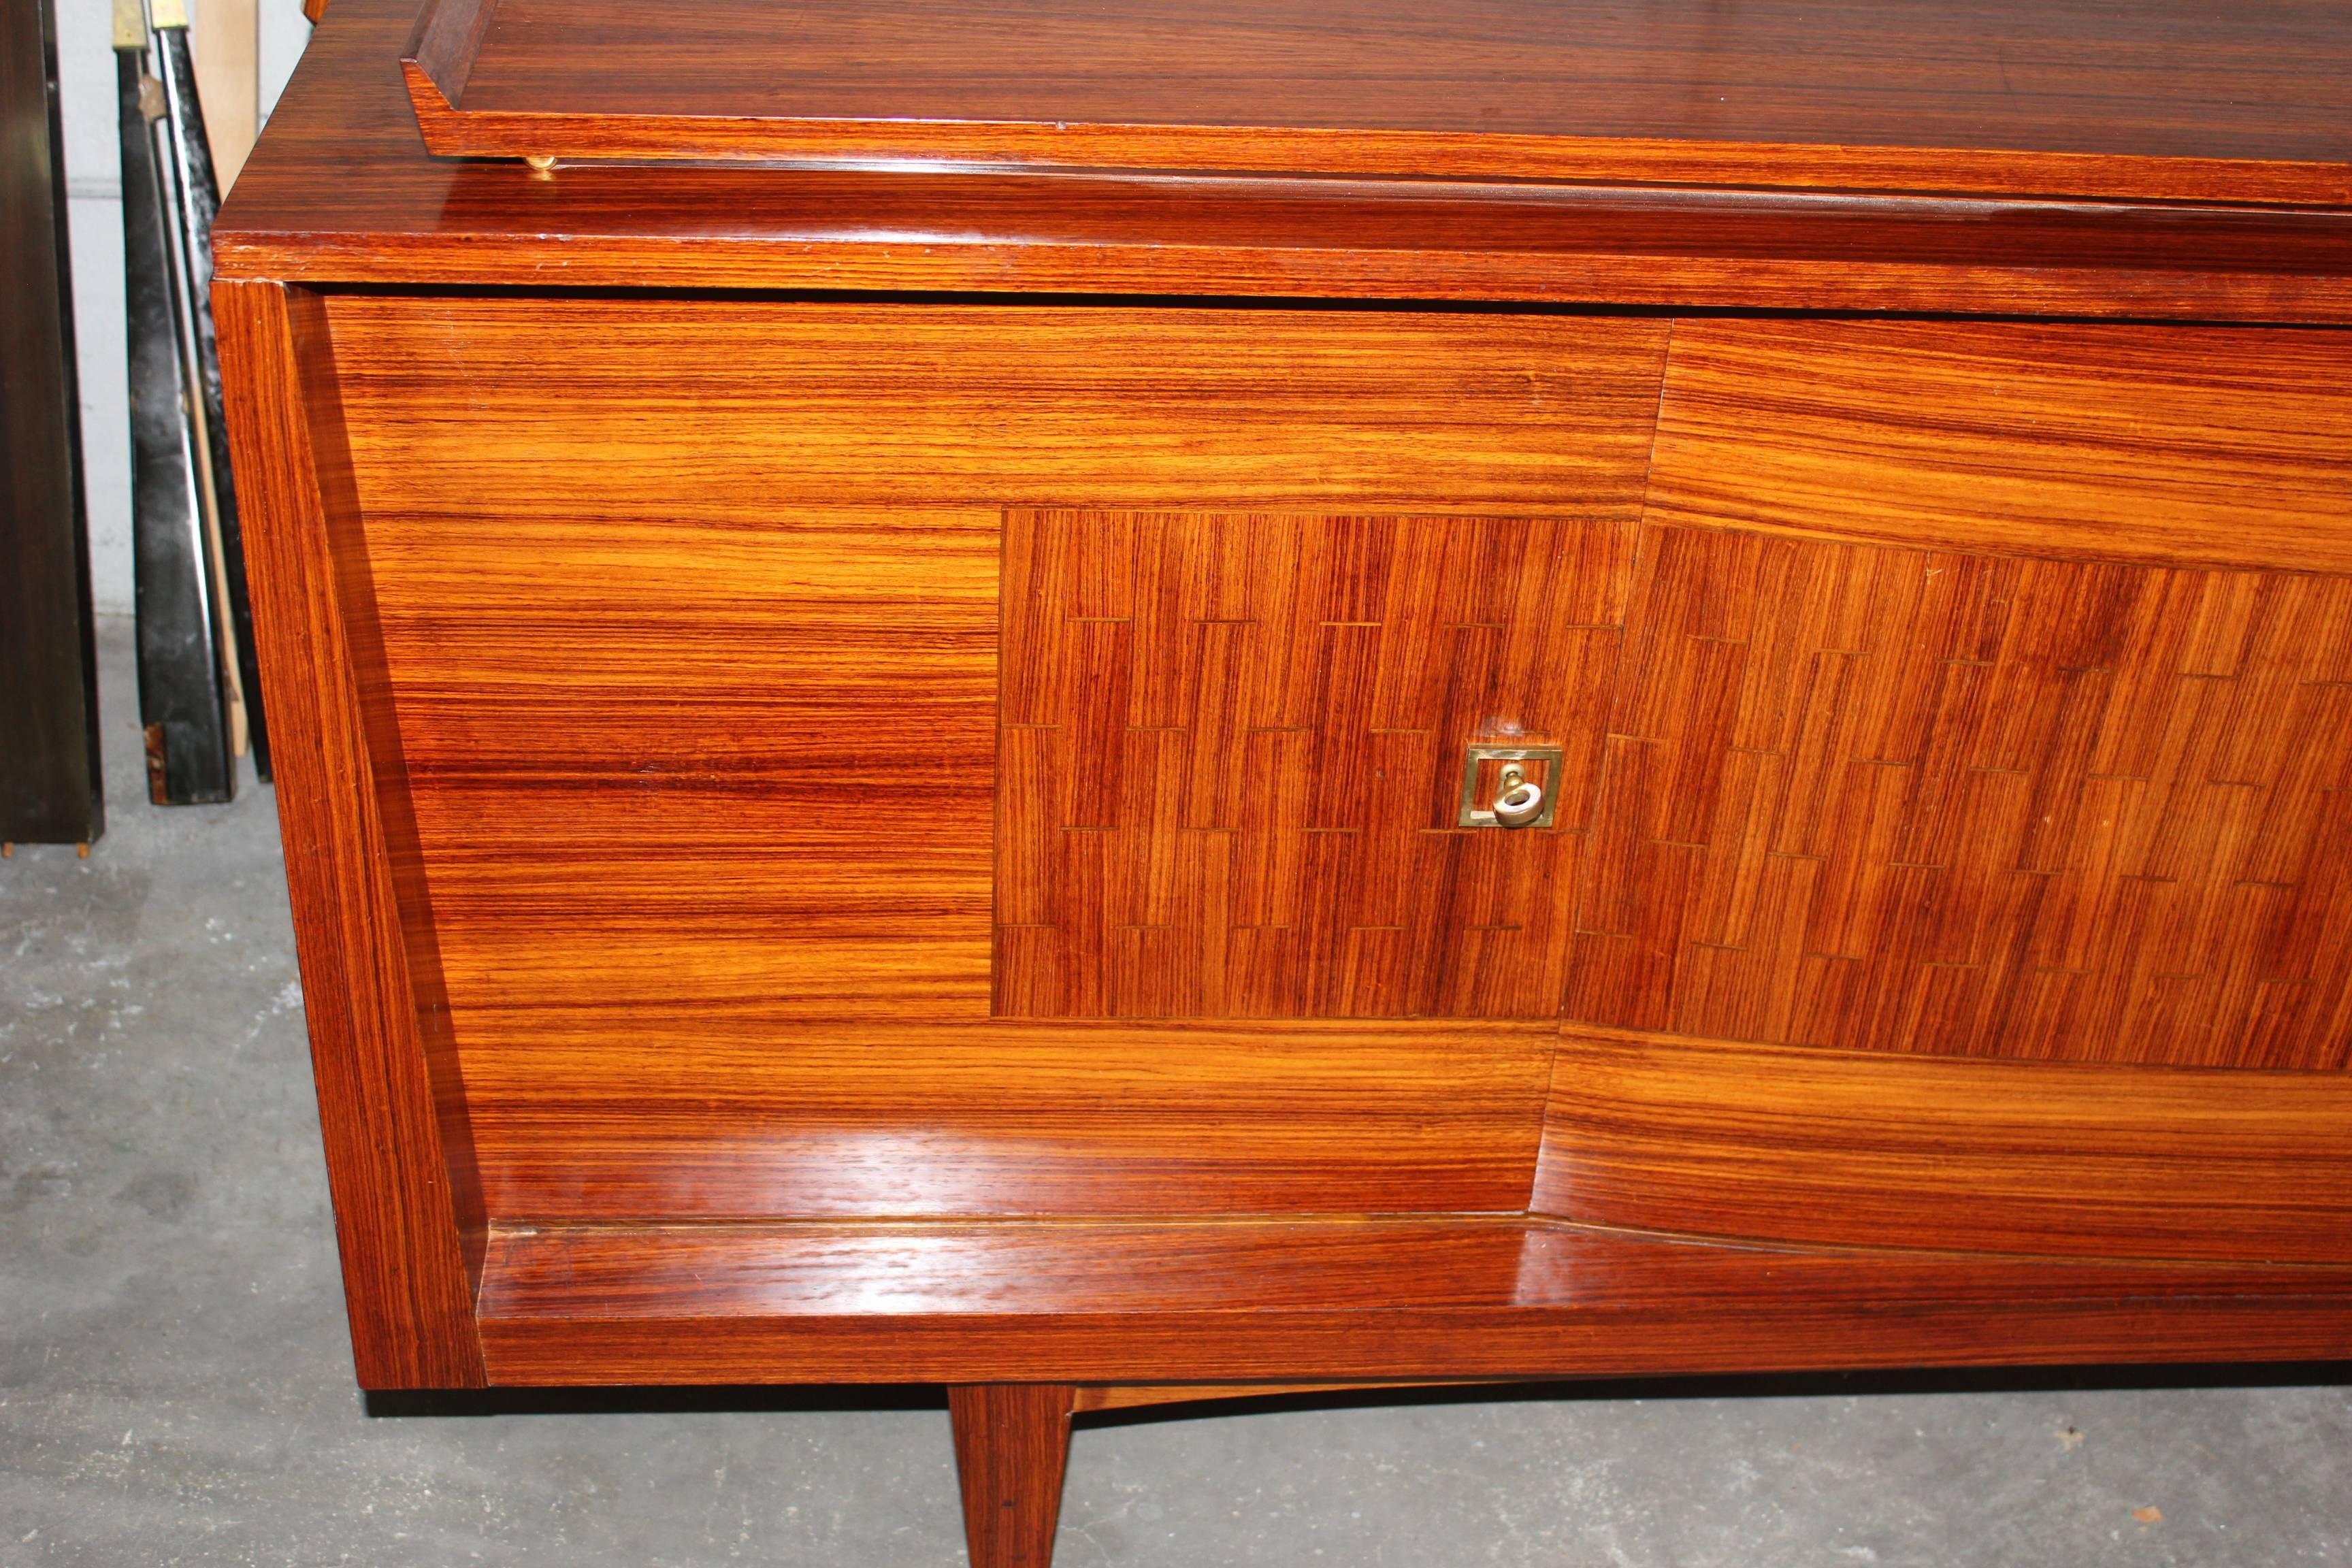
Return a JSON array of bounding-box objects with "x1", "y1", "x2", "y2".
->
[{"x1": 1493, "y1": 764, "x2": 1545, "y2": 829}]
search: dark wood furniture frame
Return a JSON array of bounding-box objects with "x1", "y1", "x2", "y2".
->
[
  {"x1": 217, "y1": 3, "x2": 2352, "y2": 1563},
  {"x1": 3, "y1": 0, "x2": 103, "y2": 853}
]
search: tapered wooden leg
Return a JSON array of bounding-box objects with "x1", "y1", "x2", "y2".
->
[{"x1": 949, "y1": 1383, "x2": 1075, "y2": 1568}]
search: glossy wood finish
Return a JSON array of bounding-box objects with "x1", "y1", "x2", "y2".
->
[
  {"x1": 1568, "y1": 324, "x2": 2352, "y2": 1067},
  {"x1": 1648, "y1": 321, "x2": 2352, "y2": 576},
  {"x1": 399, "y1": 0, "x2": 489, "y2": 112},
  {"x1": 321, "y1": 293, "x2": 1602, "y2": 1221},
  {"x1": 214, "y1": 10, "x2": 2352, "y2": 1533},
  {"x1": 359, "y1": 500, "x2": 997, "y2": 1032},
  {"x1": 327, "y1": 295, "x2": 1625, "y2": 516},
  {"x1": 1564, "y1": 527, "x2": 2352, "y2": 1068},
  {"x1": 323, "y1": 290, "x2": 1648, "y2": 1037},
  {"x1": 398, "y1": 0, "x2": 2352, "y2": 207},
  {"x1": 212, "y1": 1, "x2": 2352, "y2": 320},
  {"x1": 242, "y1": 282, "x2": 2352, "y2": 1392},
  {"x1": 995, "y1": 502, "x2": 1646, "y2": 1019},
  {"x1": 475, "y1": 1218, "x2": 2352, "y2": 1385},
  {"x1": 461, "y1": 1019, "x2": 1554, "y2": 1220},
  {"x1": 212, "y1": 279, "x2": 484, "y2": 1388},
  {"x1": 1535, "y1": 1030, "x2": 2352, "y2": 1262},
  {"x1": 950, "y1": 1384, "x2": 1074, "y2": 1568}
]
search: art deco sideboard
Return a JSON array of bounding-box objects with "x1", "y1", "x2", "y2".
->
[{"x1": 214, "y1": 1, "x2": 2352, "y2": 1561}]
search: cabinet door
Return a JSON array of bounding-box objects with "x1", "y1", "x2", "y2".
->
[
  {"x1": 1539, "y1": 319, "x2": 2352, "y2": 1264},
  {"x1": 321, "y1": 296, "x2": 1670, "y2": 1221}
]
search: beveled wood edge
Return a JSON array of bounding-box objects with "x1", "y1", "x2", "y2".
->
[
  {"x1": 384, "y1": 0, "x2": 2352, "y2": 206},
  {"x1": 1621, "y1": 497, "x2": 2352, "y2": 577},
  {"x1": 1535, "y1": 1026, "x2": 2352, "y2": 1264},
  {"x1": 212, "y1": 278, "x2": 487, "y2": 1388},
  {"x1": 399, "y1": 0, "x2": 494, "y2": 110},
  {"x1": 203, "y1": 240, "x2": 2352, "y2": 329},
  {"x1": 1073, "y1": 1378, "x2": 1521, "y2": 1412},
  {"x1": 395, "y1": 101, "x2": 2352, "y2": 211},
  {"x1": 1551, "y1": 1022, "x2": 2352, "y2": 1081},
  {"x1": 468, "y1": 1212, "x2": 2352, "y2": 1386},
  {"x1": 476, "y1": 1291, "x2": 2352, "y2": 1387},
  {"x1": 286, "y1": 283, "x2": 487, "y2": 1290}
]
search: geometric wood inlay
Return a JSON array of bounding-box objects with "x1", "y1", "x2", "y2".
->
[
  {"x1": 996, "y1": 508, "x2": 1638, "y2": 1018},
  {"x1": 1567, "y1": 525, "x2": 2352, "y2": 1069}
]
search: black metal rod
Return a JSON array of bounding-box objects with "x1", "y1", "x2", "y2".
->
[{"x1": 119, "y1": 40, "x2": 233, "y2": 805}]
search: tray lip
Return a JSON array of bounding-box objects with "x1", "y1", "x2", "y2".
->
[{"x1": 396, "y1": 0, "x2": 2352, "y2": 210}]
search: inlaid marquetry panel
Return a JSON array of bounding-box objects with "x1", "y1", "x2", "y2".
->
[
  {"x1": 996, "y1": 508, "x2": 1638, "y2": 1018},
  {"x1": 1567, "y1": 524, "x2": 2352, "y2": 1068}
]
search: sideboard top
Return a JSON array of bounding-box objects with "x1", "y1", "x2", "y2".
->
[
  {"x1": 396, "y1": 0, "x2": 2352, "y2": 204},
  {"x1": 214, "y1": 0, "x2": 2352, "y2": 317}
]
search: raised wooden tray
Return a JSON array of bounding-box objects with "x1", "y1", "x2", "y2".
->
[{"x1": 399, "y1": 0, "x2": 2352, "y2": 205}]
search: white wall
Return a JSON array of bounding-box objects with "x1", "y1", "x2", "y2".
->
[{"x1": 54, "y1": 0, "x2": 313, "y2": 614}]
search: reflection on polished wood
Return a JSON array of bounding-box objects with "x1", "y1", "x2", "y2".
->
[
  {"x1": 1574, "y1": 359, "x2": 2352, "y2": 1065},
  {"x1": 1071, "y1": 1380, "x2": 1514, "y2": 1414},
  {"x1": 214, "y1": 2, "x2": 2352, "y2": 318},
  {"x1": 214, "y1": 3, "x2": 2352, "y2": 1560},
  {"x1": 213, "y1": 278, "x2": 487, "y2": 1388},
  {"x1": 461, "y1": 1017, "x2": 1555, "y2": 1221},
  {"x1": 402, "y1": 0, "x2": 2352, "y2": 204},
  {"x1": 1536, "y1": 1030, "x2": 2352, "y2": 1261},
  {"x1": 475, "y1": 1217, "x2": 2352, "y2": 1385}
]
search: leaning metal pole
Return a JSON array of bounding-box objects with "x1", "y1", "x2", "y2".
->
[
  {"x1": 116, "y1": 0, "x2": 233, "y2": 804},
  {"x1": 152, "y1": 5, "x2": 269, "y2": 779}
]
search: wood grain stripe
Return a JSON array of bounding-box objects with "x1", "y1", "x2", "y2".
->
[
  {"x1": 474, "y1": 1217, "x2": 2352, "y2": 1384},
  {"x1": 1535, "y1": 1028, "x2": 2352, "y2": 1262},
  {"x1": 214, "y1": 279, "x2": 486, "y2": 1388}
]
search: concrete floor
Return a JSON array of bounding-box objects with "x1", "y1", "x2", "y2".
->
[{"x1": 7, "y1": 619, "x2": 2352, "y2": 1567}]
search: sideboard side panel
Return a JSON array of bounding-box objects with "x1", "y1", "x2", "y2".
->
[{"x1": 214, "y1": 279, "x2": 486, "y2": 1388}]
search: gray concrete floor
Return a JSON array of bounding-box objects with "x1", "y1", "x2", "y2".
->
[{"x1": 7, "y1": 617, "x2": 2352, "y2": 1567}]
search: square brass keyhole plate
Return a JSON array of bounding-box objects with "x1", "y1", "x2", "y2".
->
[{"x1": 1457, "y1": 745, "x2": 1564, "y2": 829}]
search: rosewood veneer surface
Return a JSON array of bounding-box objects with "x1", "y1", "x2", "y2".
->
[
  {"x1": 395, "y1": 0, "x2": 2352, "y2": 203},
  {"x1": 216, "y1": 1, "x2": 2352, "y2": 316},
  {"x1": 213, "y1": 1, "x2": 2352, "y2": 1563}
]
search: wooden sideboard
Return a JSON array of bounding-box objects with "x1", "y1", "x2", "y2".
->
[{"x1": 215, "y1": 1, "x2": 2352, "y2": 1561}]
